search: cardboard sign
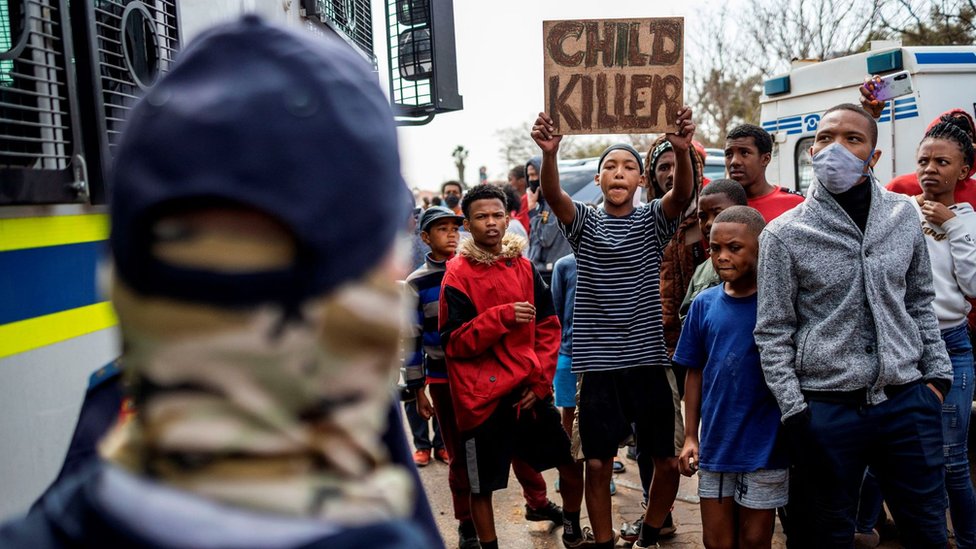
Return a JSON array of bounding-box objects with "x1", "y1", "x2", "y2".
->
[{"x1": 543, "y1": 17, "x2": 683, "y2": 135}]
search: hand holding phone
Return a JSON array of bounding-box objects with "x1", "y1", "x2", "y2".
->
[{"x1": 870, "y1": 71, "x2": 914, "y2": 102}]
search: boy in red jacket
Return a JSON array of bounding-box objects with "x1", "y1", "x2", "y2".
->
[{"x1": 440, "y1": 185, "x2": 587, "y2": 549}]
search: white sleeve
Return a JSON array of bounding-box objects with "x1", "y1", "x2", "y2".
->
[{"x1": 943, "y1": 210, "x2": 976, "y2": 297}]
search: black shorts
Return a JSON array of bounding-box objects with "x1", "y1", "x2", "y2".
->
[
  {"x1": 461, "y1": 393, "x2": 573, "y2": 495},
  {"x1": 577, "y1": 366, "x2": 683, "y2": 460}
]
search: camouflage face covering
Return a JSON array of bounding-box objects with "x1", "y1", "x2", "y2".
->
[{"x1": 101, "y1": 269, "x2": 414, "y2": 524}]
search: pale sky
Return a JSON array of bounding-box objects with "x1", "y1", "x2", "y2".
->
[{"x1": 369, "y1": 0, "x2": 722, "y2": 192}]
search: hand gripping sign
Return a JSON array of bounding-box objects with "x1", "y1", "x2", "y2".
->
[{"x1": 543, "y1": 17, "x2": 683, "y2": 135}]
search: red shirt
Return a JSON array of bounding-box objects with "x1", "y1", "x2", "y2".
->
[
  {"x1": 748, "y1": 185, "x2": 804, "y2": 222},
  {"x1": 886, "y1": 174, "x2": 976, "y2": 208}
]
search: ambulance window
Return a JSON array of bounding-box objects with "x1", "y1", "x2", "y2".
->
[{"x1": 796, "y1": 138, "x2": 815, "y2": 194}]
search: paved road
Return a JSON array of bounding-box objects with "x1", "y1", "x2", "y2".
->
[
  {"x1": 415, "y1": 448, "x2": 788, "y2": 548},
  {"x1": 406, "y1": 403, "x2": 936, "y2": 548},
  {"x1": 413, "y1": 447, "x2": 922, "y2": 548}
]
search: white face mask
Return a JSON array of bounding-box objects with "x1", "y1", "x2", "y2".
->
[{"x1": 812, "y1": 142, "x2": 874, "y2": 194}]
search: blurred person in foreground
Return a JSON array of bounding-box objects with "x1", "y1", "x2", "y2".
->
[{"x1": 0, "y1": 15, "x2": 439, "y2": 548}]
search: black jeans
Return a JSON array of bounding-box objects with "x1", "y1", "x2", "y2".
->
[{"x1": 785, "y1": 383, "x2": 946, "y2": 549}]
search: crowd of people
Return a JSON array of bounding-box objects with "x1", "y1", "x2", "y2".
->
[
  {"x1": 402, "y1": 86, "x2": 976, "y2": 549},
  {"x1": 0, "y1": 13, "x2": 973, "y2": 549}
]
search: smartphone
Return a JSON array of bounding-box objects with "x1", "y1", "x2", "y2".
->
[{"x1": 872, "y1": 71, "x2": 914, "y2": 101}]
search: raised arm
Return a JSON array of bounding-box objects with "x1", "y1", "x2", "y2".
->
[
  {"x1": 660, "y1": 106, "x2": 696, "y2": 220},
  {"x1": 858, "y1": 75, "x2": 885, "y2": 119},
  {"x1": 531, "y1": 112, "x2": 577, "y2": 225}
]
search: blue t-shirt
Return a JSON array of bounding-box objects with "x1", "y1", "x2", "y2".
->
[{"x1": 673, "y1": 284, "x2": 786, "y2": 472}]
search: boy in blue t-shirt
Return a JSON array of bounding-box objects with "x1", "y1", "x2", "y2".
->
[{"x1": 675, "y1": 206, "x2": 787, "y2": 549}]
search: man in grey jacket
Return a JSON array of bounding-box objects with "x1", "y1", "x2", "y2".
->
[{"x1": 755, "y1": 103, "x2": 952, "y2": 548}]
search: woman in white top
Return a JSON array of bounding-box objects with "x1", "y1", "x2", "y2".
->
[{"x1": 912, "y1": 120, "x2": 976, "y2": 549}]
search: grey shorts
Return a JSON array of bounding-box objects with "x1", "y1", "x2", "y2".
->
[{"x1": 697, "y1": 468, "x2": 789, "y2": 509}]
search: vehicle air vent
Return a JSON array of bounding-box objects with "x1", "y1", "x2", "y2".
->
[
  {"x1": 72, "y1": 0, "x2": 179, "y2": 204},
  {"x1": 302, "y1": 0, "x2": 375, "y2": 64},
  {"x1": 0, "y1": 0, "x2": 85, "y2": 204}
]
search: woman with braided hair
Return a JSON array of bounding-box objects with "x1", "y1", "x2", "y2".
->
[
  {"x1": 909, "y1": 120, "x2": 976, "y2": 548},
  {"x1": 855, "y1": 120, "x2": 976, "y2": 548}
]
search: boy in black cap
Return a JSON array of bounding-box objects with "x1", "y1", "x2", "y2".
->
[
  {"x1": 0, "y1": 15, "x2": 436, "y2": 548},
  {"x1": 404, "y1": 205, "x2": 477, "y2": 546},
  {"x1": 532, "y1": 108, "x2": 697, "y2": 549}
]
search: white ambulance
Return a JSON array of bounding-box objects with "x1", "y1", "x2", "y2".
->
[{"x1": 760, "y1": 43, "x2": 976, "y2": 194}]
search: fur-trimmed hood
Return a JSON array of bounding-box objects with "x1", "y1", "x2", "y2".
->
[{"x1": 459, "y1": 233, "x2": 526, "y2": 265}]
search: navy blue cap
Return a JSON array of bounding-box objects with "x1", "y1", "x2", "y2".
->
[
  {"x1": 110, "y1": 15, "x2": 407, "y2": 305},
  {"x1": 418, "y1": 206, "x2": 464, "y2": 232}
]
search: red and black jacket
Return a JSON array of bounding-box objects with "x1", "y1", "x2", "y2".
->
[{"x1": 439, "y1": 235, "x2": 561, "y2": 432}]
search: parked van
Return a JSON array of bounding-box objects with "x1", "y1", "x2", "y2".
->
[{"x1": 759, "y1": 43, "x2": 976, "y2": 194}]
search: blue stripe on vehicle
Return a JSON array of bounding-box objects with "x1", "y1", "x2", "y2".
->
[
  {"x1": 894, "y1": 111, "x2": 920, "y2": 121},
  {"x1": 915, "y1": 52, "x2": 976, "y2": 64},
  {"x1": 0, "y1": 241, "x2": 104, "y2": 325},
  {"x1": 893, "y1": 97, "x2": 916, "y2": 106}
]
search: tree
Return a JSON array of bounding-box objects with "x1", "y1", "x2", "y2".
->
[
  {"x1": 686, "y1": 6, "x2": 764, "y2": 147},
  {"x1": 495, "y1": 122, "x2": 538, "y2": 168},
  {"x1": 874, "y1": 0, "x2": 976, "y2": 45},
  {"x1": 742, "y1": 0, "x2": 882, "y2": 73},
  {"x1": 452, "y1": 145, "x2": 469, "y2": 184},
  {"x1": 559, "y1": 137, "x2": 617, "y2": 159}
]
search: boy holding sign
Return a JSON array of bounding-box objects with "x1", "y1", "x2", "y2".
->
[{"x1": 531, "y1": 105, "x2": 695, "y2": 549}]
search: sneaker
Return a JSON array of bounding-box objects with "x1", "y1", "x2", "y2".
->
[
  {"x1": 412, "y1": 449, "x2": 431, "y2": 467},
  {"x1": 562, "y1": 525, "x2": 596, "y2": 548},
  {"x1": 626, "y1": 445, "x2": 638, "y2": 461},
  {"x1": 620, "y1": 516, "x2": 642, "y2": 543},
  {"x1": 457, "y1": 520, "x2": 480, "y2": 549},
  {"x1": 620, "y1": 512, "x2": 675, "y2": 544},
  {"x1": 525, "y1": 500, "x2": 563, "y2": 524},
  {"x1": 853, "y1": 529, "x2": 880, "y2": 549},
  {"x1": 434, "y1": 448, "x2": 450, "y2": 464},
  {"x1": 609, "y1": 476, "x2": 617, "y2": 496},
  {"x1": 613, "y1": 456, "x2": 626, "y2": 473},
  {"x1": 555, "y1": 477, "x2": 560, "y2": 492}
]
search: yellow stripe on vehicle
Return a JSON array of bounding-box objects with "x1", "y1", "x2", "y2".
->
[
  {"x1": 0, "y1": 302, "x2": 117, "y2": 359},
  {"x1": 0, "y1": 214, "x2": 109, "y2": 252}
]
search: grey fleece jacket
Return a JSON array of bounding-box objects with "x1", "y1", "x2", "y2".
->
[{"x1": 755, "y1": 179, "x2": 952, "y2": 422}]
